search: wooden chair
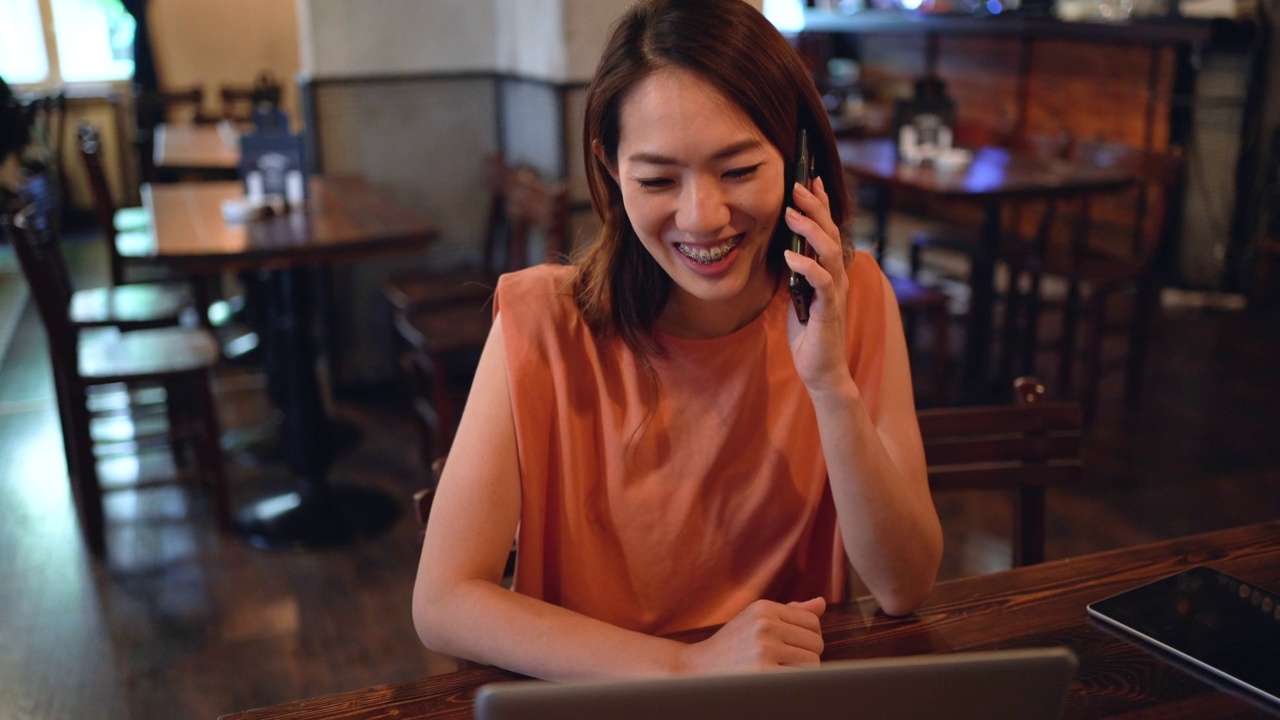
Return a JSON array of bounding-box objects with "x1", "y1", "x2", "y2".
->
[
  {"x1": 3, "y1": 203, "x2": 228, "y2": 558},
  {"x1": 19, "y1": 91, "x2": 66, "y2": 230},
  {"x1": 394, "y1": 164, "x2": 568, "y2": 460},
  {"x1": 382, "y1": 154, "x2": 525, "y2": 315},
  {"x1": 918, "y1": 376, "x2": 1083, "y2": 567},
  {"x1": 887, "y1": 273, "x2": 951, "y2": 407},
  {"x1": 23, "y1": 162, "x2": 192, "y2": 330},
  {"x1": 77, "y1": 122, "x2": 176, "y2": 287},
  {"x1": 1007, "y1": 141, "x2": 1184, "y2": 422},
  {"x1": 131, "y1": 85, "x2": 215, "y2": 183},
  {"x1": 219, "y1": 73, "x2": 283, "y2": 123},
  {"x1": 134, "y1": 85, "x2": 214, "y2": 128}
]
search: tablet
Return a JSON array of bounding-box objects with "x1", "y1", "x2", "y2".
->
[{"x1": 1087, "y1": 565, "x2": 1280, "y2": 705}]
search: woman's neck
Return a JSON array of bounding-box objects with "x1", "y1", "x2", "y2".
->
[{"x1": 656, "y1": 271, "x2": 779, "y2": 339}]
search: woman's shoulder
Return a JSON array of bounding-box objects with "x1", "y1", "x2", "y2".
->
[
  {"x1": 495, "y1": 264, "x2": 578, "y2": 309},
  {"x1": 494, "y1": 264, "x2": 584, "y2": 341}
]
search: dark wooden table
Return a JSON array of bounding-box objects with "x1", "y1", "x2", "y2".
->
[
  {"x1": 221, "y1": 521, "x2": 1280, "y2": 719},
  {"x1": 140, "y1": 176, "x2": 436, "y2": 549},
  {"x1": 839, "y1": 138, "x2": 1134, "y2": 401},
  {"x1": 152, "y1": 122, "x2": 242, "y2": 180}
]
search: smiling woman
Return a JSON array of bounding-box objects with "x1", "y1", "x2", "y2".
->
[{"x1": 412, "y1": 0, "x2": 942, "y2": 683}]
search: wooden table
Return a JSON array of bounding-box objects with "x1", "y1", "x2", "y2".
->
[
  {"x1": 839, "y1": 138, "x2": 1134, "y2": 401},
  {"x1": 152, "y1": 122, "x2": 241, "y2": 176},
  {"x1": 221, "y1": 521, "x2": 1280, "y2": 719},
  {"x1": 140, "y1": 176, "x2": 436, "y2": 549}
]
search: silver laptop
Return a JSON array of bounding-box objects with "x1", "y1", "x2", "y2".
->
[{"x1": 474, "y1": 647, "x2": 1077, "y2": 720}]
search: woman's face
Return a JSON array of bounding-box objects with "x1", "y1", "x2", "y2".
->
[{"x1": 610, "y1": 68, "x2": 786, "y2": 335}]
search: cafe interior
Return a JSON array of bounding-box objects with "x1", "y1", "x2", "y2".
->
[{"x1": 1, "y1": 0, "x2": 1279, "y2": 717}]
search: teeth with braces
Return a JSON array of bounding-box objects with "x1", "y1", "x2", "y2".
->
[{"x1": 678, "y1": 236, "x2": 740, "y2": 265}]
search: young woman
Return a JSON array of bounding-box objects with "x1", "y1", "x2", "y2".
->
[{"x1": 413, "y1": 0, "x2": 941, "y2": 680}]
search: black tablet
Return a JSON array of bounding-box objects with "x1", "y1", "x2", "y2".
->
[{"x1": 1087, "y1": 566, "x2": 1280, "y2": 706}]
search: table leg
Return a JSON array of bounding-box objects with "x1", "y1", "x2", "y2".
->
[
  {"x1": 232, "y1": 266, "x2": 400, "y2": 550},
  {"x1": 961, "y1": 201, "x2": 1001, "y2": 403}
]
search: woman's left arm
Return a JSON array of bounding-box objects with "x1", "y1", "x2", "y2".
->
[{"x1": 783, "y1": 178, "x2": 942, "y2": 617}]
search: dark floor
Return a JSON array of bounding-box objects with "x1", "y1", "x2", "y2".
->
[{"x1": 2, "y1": 230, "x2": 1278, "y2": 719}]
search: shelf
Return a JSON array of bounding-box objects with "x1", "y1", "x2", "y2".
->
[{"x1": 800, "y1": 9, "x2": 1253, "y2": 45}]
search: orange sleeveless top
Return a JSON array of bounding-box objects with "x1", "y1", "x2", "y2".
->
[{"x1": 493, "y1": 252, "x2": 889, "y2": 635}]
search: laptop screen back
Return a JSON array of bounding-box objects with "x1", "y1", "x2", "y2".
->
[{"x1": 474, "y1": 647, "x2": 1077, "y2": 720}]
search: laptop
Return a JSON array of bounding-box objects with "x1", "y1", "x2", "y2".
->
[{"x1": 474, "y1": 647, "x2": 1078, "y2": 720}]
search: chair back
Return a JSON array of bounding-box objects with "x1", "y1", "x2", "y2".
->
[
  {"x1": 917, "y1": 377, "x2": 1083, "y2": 566},
  {"x1": 478, "y1": 154, "x2": 511, "y2": 280},
  {"x1": 76, "y1": 122, "x2": 129, "y2": 286},
  {"x1": 1068, "y1": 141, "x2": 1184, "y2": 266},
  {"x1": 3, "y1": 203, "x2": 77, "y2": 375},
  {"x1": 504, "y1": 165, "x2": 569, "y2": 270},
  {"x1": 134, "y1": 85, "x2": 212, "y2": 130},
  {"x1": 1006, "y1": 131, "x2": 1074, "y2": 243},
  {"x1": 219, "y1": 72, "x2": 283, "y2": 123}
]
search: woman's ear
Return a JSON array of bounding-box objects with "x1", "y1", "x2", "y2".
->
[{"x1": 591, "y1": 139, "x2": 620, "y2": 184}]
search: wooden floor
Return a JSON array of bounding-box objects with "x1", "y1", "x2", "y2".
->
[{"x1": 3, "y1": 230, "x2": 1279, "y2": 719}]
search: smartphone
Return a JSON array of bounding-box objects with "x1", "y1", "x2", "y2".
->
[{"x1": 788, "y1": 128, "x2": 815, "y2": 323}]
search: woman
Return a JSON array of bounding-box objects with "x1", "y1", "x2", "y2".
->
[{"x1": 413, "y1": 0, "x2": 941, "y2": 680}]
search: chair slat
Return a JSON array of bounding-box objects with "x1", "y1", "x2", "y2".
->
[
  {"x1": 927, "y1": 464, "x2": 1082, "y2": 492},
  {"x1": 923, "y1": 435, "x2": 1080, "y2": 466},
  {"x1": 918, "y1": 382, "x2": 1083, "y2": 568},
  {"x1": 917, "y1": 402, "x2": 1082, "y2": 436}
]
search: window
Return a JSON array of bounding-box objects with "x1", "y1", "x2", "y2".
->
[
  {"x1": 0, "y1": 0, "x2": 135, "y2": 86},
  {"x1": 0, "y1": 0, "x2": 50, "y2": 84}
]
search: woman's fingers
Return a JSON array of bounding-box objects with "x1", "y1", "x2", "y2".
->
[
  {"x1": 685, "y1": 598, "x2": 826, "y2": 671},
  {"x1": 791, "y1": 181, "x2": 840, "y2": 251}
]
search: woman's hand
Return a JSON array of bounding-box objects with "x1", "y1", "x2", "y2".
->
[
  {"x1": 783, "y1": 176, "x2": 851, "y2": 395},
  {"x1": 677, "y1": 597, "x2": 826, "y2": 672}
]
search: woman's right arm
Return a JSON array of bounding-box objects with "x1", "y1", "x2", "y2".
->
[{"x1": 412, "y1": 311, "x2": 826, "y2": 680}]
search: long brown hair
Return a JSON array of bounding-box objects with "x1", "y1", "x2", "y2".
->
[{"x1": 573, "y1": 0, "x2": 850, "y2": 360}]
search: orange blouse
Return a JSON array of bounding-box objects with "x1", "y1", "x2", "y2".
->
[{"x1": 494, "y1": 252, "x2": 890, "y2": 635}]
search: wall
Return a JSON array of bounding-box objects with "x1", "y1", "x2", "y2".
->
[
  {"x1": 298, "y1": 0, "x2": 495, "y2": 78},
  {"x1": 150, "y1": 0, "x2": 301, "y2": 122}
]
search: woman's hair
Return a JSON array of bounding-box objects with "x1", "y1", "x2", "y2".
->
[{"x1": 573, "y1": 0, "x2": 850, "y2": 359}]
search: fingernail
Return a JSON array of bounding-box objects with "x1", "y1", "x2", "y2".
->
[
  {"x1": 794, "y1": 182, "x2": 809, "y2": 196},
  {"x1": 785, "y1": 206, "x2": 799, "y2": 219}
]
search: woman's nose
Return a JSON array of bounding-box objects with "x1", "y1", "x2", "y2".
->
[{"x1": 675, "y1": 175, "x2": 730, "y2": 235}]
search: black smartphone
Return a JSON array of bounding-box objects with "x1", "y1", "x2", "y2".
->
[{"x1": 788, "y1": 128, "x2": 815, "y2": 323}]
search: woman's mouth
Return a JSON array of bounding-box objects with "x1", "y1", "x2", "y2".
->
[{"x1": 675, "y1": 235, "x2": 742, "y2": 265}]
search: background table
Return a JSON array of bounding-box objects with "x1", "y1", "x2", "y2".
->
[
  {"x1": 152, "y1": 122, "x2": 241, "y2": 180},
  {"x1": 140, "y1": 176, "x2": 436, "y2": 549},
  {"x1": 220, "y1": 521, "x2": 1280, "y2": 719},
  {"x1": 839, "y1": 138, "x2": 1134, "y2": 401}
]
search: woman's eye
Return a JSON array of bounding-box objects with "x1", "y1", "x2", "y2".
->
[
  {"x1": 636, "y1": 177, "x2": 673, "y2": 189},
  {"x1": 724, "y1": 164, "x2": 761, "y2": 180}
]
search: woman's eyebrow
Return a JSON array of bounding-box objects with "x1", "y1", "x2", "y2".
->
[{"x1": 627, "y1": 139, "x2": 765, "y2": 166}]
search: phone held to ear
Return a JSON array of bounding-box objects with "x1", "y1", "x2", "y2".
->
[{"x1": 788, "y1": 128, "x2": 815, "y2": 324}]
